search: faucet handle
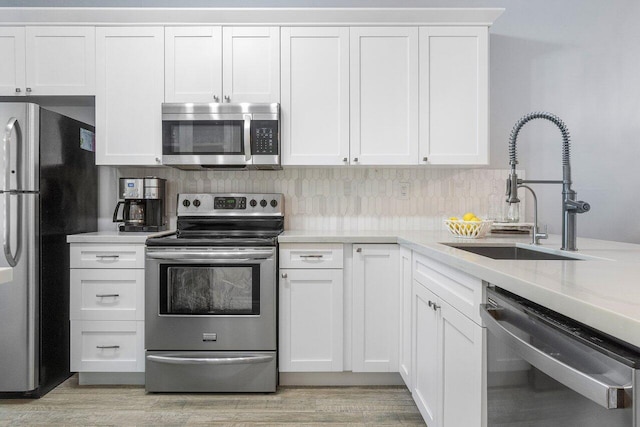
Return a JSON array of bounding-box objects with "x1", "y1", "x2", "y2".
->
[{"x1": 533, "y1": 224, "x2": 548, "y2": 245}]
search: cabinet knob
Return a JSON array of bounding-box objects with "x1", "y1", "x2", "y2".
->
[
  {"x1": 26, "y1": 87, "x2": 32, "y2": 93},
  {"x1": 213, "y1": 95, "x2": 219, "y2": 102},
  {"x1": 15, "y1": 88, "x2": 21, "y2": 93},
  {"x1": 224, "y1": 95, "x2": 230, "y2": 102},
  {"x1": 155, "y1": 157, "x2": 161, "y2": 164},
  {"x1": 353, "y1": 157, "x2": 359, "y2": 162},
  {"x1": 423, "y1": 157, "x2": 428, "y2": 162},
  {"x1": 281, "y1": 273, "x2": 288, "y2": 278},
  {"x1": 356, "y1": 247, "x2": 362, "y2": 253},
  {"x1": 343, "y1": 157, "x2": 348, "y2": 162}
]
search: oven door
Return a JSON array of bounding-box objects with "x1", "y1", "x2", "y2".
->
[{"x1": 145, "y1": 246, "x2": 276, "y2": 351}]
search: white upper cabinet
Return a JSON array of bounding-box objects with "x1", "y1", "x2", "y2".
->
[
  {"x1": 165, "y1": 26, "x2": 279, "y2": 104},
  {"x1": 222, "y1": 27, "x2": 280, "y2": 103},
  {"x1": 96, "y1": 27, "x2": 164, "y2": 165},
  {"x1": 419, "y1": 27, "x2": 489, "y2": 165},
  {"x1": 25, "y1": 26, "x2": 95, "y2": 95},
  {"x1": 165, "y1": 26, "x2": 222, "y2": 103},
  {"x1": 350, "y1": 27, "x2": 419, "y2": 165},
  {"x1": 0, "y1": 27, "x2": 25, "y2": 96},
  {"x1": 281, "y1": 27, "x2": 350, "y2": 166},
  {"x1": 0, "y1": 26, "x2": 95, "y2": 96}
]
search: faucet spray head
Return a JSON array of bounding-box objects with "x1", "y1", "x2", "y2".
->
[{"x1": 506, "y1": 169, "x2": 520, "y2": 204}]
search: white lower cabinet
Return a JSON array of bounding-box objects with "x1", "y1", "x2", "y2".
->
[
  {"x1": 69, "y1": 243, "x2": 146, "y2": 382},
  {"x1": 352, "y1": 244, "x2": 400, "y2": 372},
  {"x1": 279, "y1": 243, "x2": 344, "y2": 372},
  {"x1": 279, "y1": 268, "x2": 343, "y2": 371},
  {"x1": 412, "y1": 252, "x2": 485, "y2": 427},
  {"x1": 398, "y1": 246, "x2": 413, "y2": 388}
]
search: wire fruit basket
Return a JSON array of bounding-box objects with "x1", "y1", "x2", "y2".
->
[{"x1": 444, "y1": 219, "x2": 493, "y2": 239}]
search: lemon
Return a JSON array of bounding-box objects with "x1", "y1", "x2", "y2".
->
[
  {"x1": 469, "y1": 217, "x2": 481, "y2": 222},
  {"x1": 448, "y1": 216, "x2": 459, "y2": 221},
  {"x1": 462, "y1": 212, "x2": 476, "y2": 221}
]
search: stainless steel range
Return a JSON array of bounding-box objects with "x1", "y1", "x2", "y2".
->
[{"x1": 144, "y1": 193, "x2": 283, "y2": 393}]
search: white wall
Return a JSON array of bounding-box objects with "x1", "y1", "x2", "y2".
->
[{"x1": 3, "y1": 0, "x2": 635, "y2": 242}]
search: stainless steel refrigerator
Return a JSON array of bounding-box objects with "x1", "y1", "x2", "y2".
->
[{"x1": 0, "y1": 103, "x2": 97, "y2": 398}]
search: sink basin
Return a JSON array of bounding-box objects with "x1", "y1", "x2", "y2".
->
[{"x1": 443, "y1": 244, "x2": 582, "y2": 261}]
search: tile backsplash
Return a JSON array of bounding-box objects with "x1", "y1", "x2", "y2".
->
[{"x1": 114, "y1": 167, "x2": 519, "y2": 231}]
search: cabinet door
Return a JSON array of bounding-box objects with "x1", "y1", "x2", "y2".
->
[
  {"x1": 25, "y1": 26, "x2": 95, "y2": 95},
  {"x1": 412, "y1": 281, "x2": 439, "y2": 427},
  {"x1": 96, "y1": 27, "x2": 164, "y2": 165},
  {"x1": 279, "y1": 268, "x2": 343, "y2": 372},
  {"x1": 222, "y1": 27, "x2": 280, "y2": 103},
  {"x1": 419, "y1": 27, "x2": 489, "y2": 165},
  {"x1": 281, "y1": 27, "x2": 349, "y2": 166},
  {"x1": 352, "y1": 244, "x2": 399, "y2": 372},
  {"x1": 398, "y1": 246, "x2": 412, "y2": 388},
  {"x1": 439, "y1": 299, "x2": 484, "y2": 427},
  {"x1": 0, "y1": 27, "x2": 25, "y2": 96},
  {"x1": 165, "y1": 26, "x2": 222, "y2": 103},
  {"x1": 350, "y1": 27, "x2": 418, "y2": 165}
]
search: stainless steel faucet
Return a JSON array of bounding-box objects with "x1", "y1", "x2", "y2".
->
[{"x1": 506, "y1": 112, "x2": 590, "y2": 251}]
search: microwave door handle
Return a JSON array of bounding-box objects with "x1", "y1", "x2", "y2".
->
[{"x1": 243, "y1": 114, "x2": 252, "y2": 162}]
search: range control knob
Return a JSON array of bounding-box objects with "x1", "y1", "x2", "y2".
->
[
  {"x1": 270, "y1": 199, "x2": 278, "y2": 208},
  {"x1": 182, "y1": 199, "x2": 191, "y2": 207},
  {"x1": 193, "y1": 199, "x2": 201, "y2": 207},
  {"x1": 250, "y1": 199, "x2": 257, "y2": 207},
  {"x1": 260, "y1": 199, "x2": 268, "y2": 208}
]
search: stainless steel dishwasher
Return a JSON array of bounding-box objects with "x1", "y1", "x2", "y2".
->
[{"x1": 481, "y1": 286, "x2": 639, "y2": 426}]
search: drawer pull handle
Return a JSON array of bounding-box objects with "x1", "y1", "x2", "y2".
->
[
  {"x1": 299, "y1": 254, "x2": 324, "y2": 259},
  {"x1": 96, "y1": 294, "x2": 119, "y2": 298},
  {"x1": 96, "y1": 254, "x2": 120, "y2": 259},
  {"x1": 281, "y1": 273, "x2": 288, "y2": 278},
  {"x1": 96, "y1": 345, "x2": 120, "y2": 350},
  {"x1": 356, "y1": 248, "x2": 362, "y2": 253}
]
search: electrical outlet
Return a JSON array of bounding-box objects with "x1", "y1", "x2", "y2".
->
[{"x1": 398, "y1": 182, "x2": 410, "y2": 200}]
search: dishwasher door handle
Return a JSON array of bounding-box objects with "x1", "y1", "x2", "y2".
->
[{"x1": 481, "y1": 304, "x2": 629, "y2": 409}]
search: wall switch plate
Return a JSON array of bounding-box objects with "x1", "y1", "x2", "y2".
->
[{"x1": 398, "y1": 182, "x2": 411, "y2": 200}]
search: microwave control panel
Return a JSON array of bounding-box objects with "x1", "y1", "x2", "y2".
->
[{"x1": 251, "y1": 120, "x2": 279, "y2": 155}]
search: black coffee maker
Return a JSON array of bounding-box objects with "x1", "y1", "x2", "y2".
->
[{"x1": 113, "y1": 177, "x2": 167, "y2": 232}]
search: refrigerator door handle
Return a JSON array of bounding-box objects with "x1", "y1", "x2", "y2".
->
[
  {"x1": 3, "y1": 117, "x2": 21, "y2": 192},
  {"x1": 3, "y1": 192, "x2": 22, "y2": 267},
  {"x1": 3, "y1": 117, "x2": 22, "y2": 267}
]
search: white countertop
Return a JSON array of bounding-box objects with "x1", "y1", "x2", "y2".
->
[
  {"x1": 0, "y1": 267, "x2": 12, "y2": 284},
  {"x1": 67, "y1": 230, "x2": 174, "y2": 244},
  {"x1": 279, "y1": 230, "x2": 640, "y2": 349}
]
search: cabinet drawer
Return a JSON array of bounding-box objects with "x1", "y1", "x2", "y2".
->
[
  {"x1": 413, "y1": 252, "x2": 483, "y2": 325},
  {"x1": 70, "y1": 320, "x2": 144, "y2": 372},
  {"x1": 70, "y1": 244, "x2": 145, "y2": 269},
  {"x1": 279, "y1": 243, "x2": 343, "y2": 269},
  {"x1": 70, "y1": 269, "x2": 144, "y2": 321}
]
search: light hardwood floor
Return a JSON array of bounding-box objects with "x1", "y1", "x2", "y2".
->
[{"x1": 0, "y1": 376, "x2": 425, "y2": 426}]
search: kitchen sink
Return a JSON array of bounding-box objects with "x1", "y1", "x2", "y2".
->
[{"x1": 442, "y1": 244, "x2": 582, "y2": 260}]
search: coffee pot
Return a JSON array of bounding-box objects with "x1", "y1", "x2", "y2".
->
[{"x1": 113, "y1": 177, "x2": 167, "y2": 232}]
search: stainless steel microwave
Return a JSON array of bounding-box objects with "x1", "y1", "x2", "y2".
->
[{"x1": 161, "y1": 103, "x2": 280, "y2": 170}]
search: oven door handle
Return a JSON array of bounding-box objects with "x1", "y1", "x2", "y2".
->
[
  {"x1": 481, "y1": 304, "x2": 630, "y2": 409},
  {"x1": 146, "y1": 354, "x2": 273, "y2": 366},
  {"x1": 146, "y1": 250, "x2": 273, "y2": 261}
]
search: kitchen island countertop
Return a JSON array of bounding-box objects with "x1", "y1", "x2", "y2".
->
[{"x1": 279, "y1": 230, "x2": 640, "y2": 349}]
